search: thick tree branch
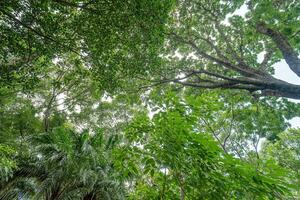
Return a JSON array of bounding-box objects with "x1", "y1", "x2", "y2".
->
[
  {"x1": 256, "y1": 22, "x2": 300, "y2": 77},
  {"x1": 165, "y1": 29, "x2": 300, "y2": 99},
  {"x1": 183, "y1": 69, "x2": 276, "y2": 89},
  {"x1": 174, "y1": 79, "x2": 262, "y2": 90},
  {"x1": 138, "y1": 64, "x2": 300, "y2": 98}
]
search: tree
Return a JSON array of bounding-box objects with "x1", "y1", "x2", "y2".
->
[
  {"x1": 261, "y1": 129, "x2": 300, "y2": 198},
  {"x1": 142, "y1": 0, "x2": 300, "y2": 99},
  {"x1": 0, "y1": 126, "x2": 125, "y2": 200},
  {"x1": 0, "y1": 144, "x2": 17, "y2": 182},
  {"x1": 123, "y1": 92, "x2": 294, "y2": 199}
]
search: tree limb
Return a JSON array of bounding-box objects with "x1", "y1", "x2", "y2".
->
[
  {"x1": 256, "y1": 22, "x2": 300, "y2": 77},
  {"x1": 169, "y1": 33, "x2": 263, "y2": 77}
]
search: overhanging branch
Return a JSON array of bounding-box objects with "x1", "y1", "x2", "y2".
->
[{"x1": 256, "y1": 22, "x2": 300, "y2": 77}]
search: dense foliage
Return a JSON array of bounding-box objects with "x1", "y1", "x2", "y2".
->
[{"x1": 0, "y1": 0, "x2": 300, "y2": 199}]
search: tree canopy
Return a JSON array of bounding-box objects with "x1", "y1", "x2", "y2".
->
[{"x1": 0, "y1": 0, "x2": 300, "y2": 199}]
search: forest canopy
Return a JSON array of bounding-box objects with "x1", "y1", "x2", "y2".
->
[{"x1": 0, "y1": 0, "x2": 300, "y2": 199}]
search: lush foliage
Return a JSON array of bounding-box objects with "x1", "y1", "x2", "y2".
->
[{"x1": 0, "y1": 0, "x2": 300, "y2": 199}]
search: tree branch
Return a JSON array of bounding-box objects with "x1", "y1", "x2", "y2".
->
[
  {"x1": 223, "y1": 103, "x2": 235, "y2": 149},
  {"x1": 256, "y1": 22, "x2": 300, "y2": 77},
  {"x1": 214, "y1": 23, "x2": 245, "y2": 65},
  {"x1": 0, "y1": 8, "x2": 80, "y2": 55},
  {"x1": 169, "y1": 33, "x2": 262, "y2": 77},
  {"x1": 191, "y1": 33, "x2": 228, "y2": 60},
  {"x1": 259, "y1": 48, "x2": 275, "y2": 71}
]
